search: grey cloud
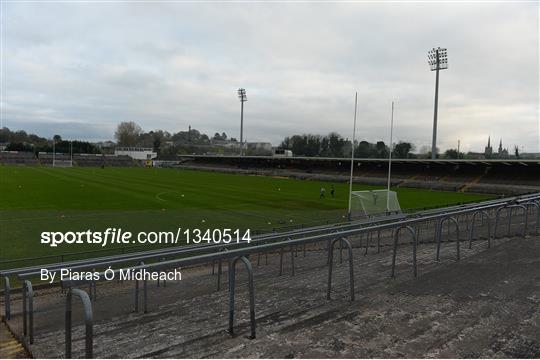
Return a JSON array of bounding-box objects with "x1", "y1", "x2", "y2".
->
[{"x1": 2, "y1": 2, "x2": 538, "y2": 153}]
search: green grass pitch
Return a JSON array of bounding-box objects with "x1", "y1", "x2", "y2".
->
[{"x1": 0, "y1": 166, "x2": 493, "y2": 262}]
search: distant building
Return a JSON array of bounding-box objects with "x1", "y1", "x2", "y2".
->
[
  {"x1": 273, "y1": 148, "x2": 293, "y2": 157},
  {"x1": 484, "y1": 137, "x2": 493, "y2": 158},
  {"x1": 211, "y1": 139, "x2": 238, "y2": 148},
  {"x1": 497, "y1": 139, "x2": 509, "y2": 158},
  {"x1": 246, "y1": 142, "x2": 273, "y2": 156},
  {"x1": 114, "y1": 147, "x2": 157, "y2": 160},
  {"x1": 484, "y1": 137, "x2": 509, "y2": 159}
]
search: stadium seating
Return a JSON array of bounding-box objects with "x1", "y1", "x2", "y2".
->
[
  {"x1": 36, "y1": 152, "x2": 135, "y2": 167},
  {"x1": 73, "y1": 154, "x2": 134, "y2": 167},
  {"x1": 0, "y1": 151, "x2": 39, "y2": 165},
  {"x1": 178, "y1": 156, "x2": 540, "y2": 195}
]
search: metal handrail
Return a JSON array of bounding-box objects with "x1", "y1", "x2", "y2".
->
[
  {"x1": 59, "y1": 194, "x2": 539, "y2": 288},
  {"x1": 65, "y1": 288, "x2": 93, "y2": 358}
]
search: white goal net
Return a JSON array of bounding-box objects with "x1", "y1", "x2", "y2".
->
[
  {"x1": 350, "y1": 189, "x2": 401, "y2": 218},
  {"x1": 53, "y1": 160, "x2": 73, "y2": 167}
]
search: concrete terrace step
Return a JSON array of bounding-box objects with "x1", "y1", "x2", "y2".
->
[{"x1": 0, "y1": 321, "x2": 29, "y2": 359}]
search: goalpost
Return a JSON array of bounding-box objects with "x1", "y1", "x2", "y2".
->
[
  {"x1": 350, "y1": 189, "x2": 401, "y2": 218},
  {"x1": 53, "y1": 159, "x2": 73, "y2": 167},
  {"x1": 52, "y1": 140, "x2": 74, "y2": 167},
  {"x1": 347, "y1": 98, "x2": 398, "y2": 219}
]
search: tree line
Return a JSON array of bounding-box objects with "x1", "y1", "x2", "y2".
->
[
  {"x1": 0, "y1": 127, "x2": 100, "y2": 154},
  {"x1": 2, "y1": 122, "x2": 489, "y2": 160},
  {"x1": 114, "y1": 121, "x2": 419, "y2": 159},
  {"x1": 279, "y1": 132, "x2": 415, "y2": 159}
]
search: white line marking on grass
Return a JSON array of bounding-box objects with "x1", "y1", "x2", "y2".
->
[{"x1": 155, "y1": 191, "x2": 181, "y2": 202}]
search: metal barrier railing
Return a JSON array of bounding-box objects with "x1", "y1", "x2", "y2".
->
[
  {"x1": 526, "y1": 201, "x2": 540, "y2": 234},
  {"x1": 436, "y1": 216, "x2": 461, "y2": 261},
  {"x1": 6, "y1": 193, "x2": 540, "y2": 357},
  {"x1": 327, "y1": 238, "x2": 355, "y2": 301},
  {"x1": 391, "y1": 226, "x2": 417, "y2": 278},
  {"x1": 1, "y1": 213, "x2": 405, "y2": 319},
  {"x1": 469, "y1": 210, "x2": 491, "y2": 249},
  {"x1": 227, "y1": 256, "x2": 256, "y2": 339},
  {"x1": 22, "y1": 280, "x2": 33, "y2": 344},
  {"x1": 3, "y1": 276, "x2": 10, "y2": 320},
  {"x1": 494, "y1": 204, "x2": 528, "y2": 238},
  {"x1": 65, "y1": 288, "x2": 93, "y2": 359}
]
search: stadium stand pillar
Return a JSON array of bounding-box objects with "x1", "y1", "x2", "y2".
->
[
  {"x1": 327, "y1": 238, "x2": 355, "y2": 301},
  {"x1": 65, "y1": 288, "x2": 93, "y2": 359},
  {"x1": 391, "y1": 226, "x2": 418, "y2": 279},
  {"x1": 228, "y1": 256, "x2": 256, "y2": 339}
]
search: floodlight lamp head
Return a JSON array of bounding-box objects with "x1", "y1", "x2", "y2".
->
[
  {"x1": 238, "y1": 88, "x2": 247, "y2": 102},
  {"x1": 427, "y1": 47, "x2": 448, "y2": 71}
]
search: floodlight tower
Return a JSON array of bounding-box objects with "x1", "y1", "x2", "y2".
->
[
  {"x1": 427, "y1": 47, "x2": 448, "y2": 159},
  {"x1": 238, "y1": 88, "x2": 247, "y2": 155}
]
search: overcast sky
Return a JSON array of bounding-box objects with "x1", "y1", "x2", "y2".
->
[{"x1": 2, "y1": 1, "x2": 539, "y2": 153}]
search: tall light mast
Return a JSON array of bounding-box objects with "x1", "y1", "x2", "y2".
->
[
  {"x1": 238, "y1": 88, "x2": 247, "y2": 155},
  {"x1": 347, "y1": 92, "x2": 358, "y2": 221},
  {"x1": 427, "y1": 47, "x2": 448, "y2": 159}
]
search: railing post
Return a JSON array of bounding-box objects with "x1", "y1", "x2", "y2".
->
[
  {"x1": 526, "y1": 201, "x2": 540, "y2": 235},
  {"x1": 66, "y1": 288, "x2": 93, "y2": 358},
  {"x1": 507, "y1": 206, "x2": 513, "y2": 237},
  {"x1": 134, "y1": 260, "x2": 145, "y2": 312},
  {"x1": 4, "y1": 276, "x2": 10, "y2": 320},
  {"x1": 157, "y1": 257, "x2": 167, "y2": 287},
  {"x1": 22, "y1": 282, "x2": 26, "y2": 336},
  {"x1": 278, "y1": 247, "x2": 284, "y2": 276},
  {"x1": 290, "y1": 245, "x2": 295, "y2": 276},
  {"x1": 494, "y1": 205, "x2": 506, "y2": 238},
  {"x1": 377, "y1": 229, "x2": 381, "y2": 253},
  {"x1": 436, "y1": 216, "x2": 460, "y2": 261},
  {"x1": 228, "y1": 256, "x2": 256, "y2": 339},
  {"x1": 469, "y1": 210, "x2": 492, "y2": 249},
  {"x1": 435, "y1": 219, "x2": 443, "y2": 261},
  {"x1": 364, "y1": 231, "x2": 370, "y2": 256},
  {"x1": 327, "y1": 238, "x2": 355, "y2": 301},
  {"x1": 22, "y1": 280, "x2": 34, "y2": 344},
  {"x1": 391, "y1": 226, "x2": 417, "y2": 278},
  {"x1": 217, "y1": 259, "x2": 223, "y2": 290}
]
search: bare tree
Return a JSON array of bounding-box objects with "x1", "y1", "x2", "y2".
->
[{"x1": 115, "y1": 122, "x2": 142, "y2": 146}]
